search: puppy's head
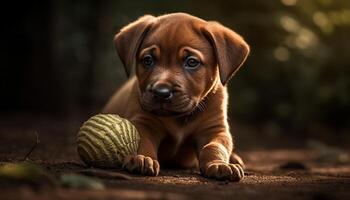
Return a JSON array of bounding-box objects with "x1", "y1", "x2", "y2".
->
[{"x1": 114, "y1": 13, "x2": 249, "y2": 116}]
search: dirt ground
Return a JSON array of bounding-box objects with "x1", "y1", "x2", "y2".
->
[{"x1": 0, "y1": 113, "x2": 349, "y2": 200}]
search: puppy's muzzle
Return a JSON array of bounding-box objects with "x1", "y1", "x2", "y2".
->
[
  {"x1": 142, "y1": 82, "x2": 194, "y2": 116},
  {"x1": 147, "y1": 83, "x2": 173, "y2": 102}
]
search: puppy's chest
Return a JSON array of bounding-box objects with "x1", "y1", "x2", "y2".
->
[
  {"x1": 158, "y1": 123, "x2": 195, "y2": 160},
  {"x1": 162, "y1": 119, "x2": 195, "y2": 140},
  {"x1": 159, "y1": 118, "x2": 198, "y2": 146}
]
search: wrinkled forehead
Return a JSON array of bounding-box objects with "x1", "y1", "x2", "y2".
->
[{"x1": 140, "y1": 18, "x2": 212, "y2": 56}]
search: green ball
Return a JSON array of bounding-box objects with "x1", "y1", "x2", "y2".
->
[{"x1": 77, "y1": 114, "x2": 140, "y2": 168}]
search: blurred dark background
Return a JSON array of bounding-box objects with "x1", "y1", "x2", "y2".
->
[{"x1": 1, "y1": 0, "x2": 349, "y2": 147}]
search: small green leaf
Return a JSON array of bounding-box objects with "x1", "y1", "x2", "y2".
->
[
  {"x1": 0, "y1": 163, "x2": 44, "y2": 181},
  {"x1": 60, "y1": 174, "x2": 105, "y2": 190}
]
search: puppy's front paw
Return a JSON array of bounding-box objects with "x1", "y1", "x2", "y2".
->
[
  {"x1": 202, "y1": 161, "x2": 244, "y2": 181},
  {"x1": 123, "y1": 155, "x2": 160, "y2": 176}
]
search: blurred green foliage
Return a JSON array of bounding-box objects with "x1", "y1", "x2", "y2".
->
[{"x1": 226, "y1": 0, "x2": 350, "y2": 132}]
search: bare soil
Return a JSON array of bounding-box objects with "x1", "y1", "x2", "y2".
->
[{"x1": 0, "y1": 113, "x2": 349, "y2": 200}]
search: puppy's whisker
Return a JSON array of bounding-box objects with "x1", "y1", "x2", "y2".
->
[
  {"x1": 199, "y1": 100, "x2": 207, "y2": 111},
  {"x1": 187, "y1": 97, "x2": 208, "y2": 116}
]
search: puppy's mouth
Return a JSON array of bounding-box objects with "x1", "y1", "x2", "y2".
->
[{"x1": 139, "y1": 92, "x2": 198, "y2": 117}]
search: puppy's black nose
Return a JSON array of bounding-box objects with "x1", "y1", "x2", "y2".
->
[{"x1": 152, "y1": 84, "x2": 173, "y2": 100}]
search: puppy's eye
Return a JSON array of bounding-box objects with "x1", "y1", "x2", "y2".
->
[
  {"x1": 142, "y1": 55, "x2": 154, "y2": 68},
  {"x1": 184, "y1": 56, "x2": 200, "y2": 69}
]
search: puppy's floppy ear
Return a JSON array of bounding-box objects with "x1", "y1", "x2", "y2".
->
[
  {"x1": 114, "y1": 15, "x2": 156, "y2": 77},
  {"x1": 202, "y1": 22, "x2": 250, "y2": 85}
]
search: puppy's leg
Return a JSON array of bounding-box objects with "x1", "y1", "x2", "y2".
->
[
  {"x1": 230, "y1": 152, "x2": 245, "y2": 168},
  {"x1": 197, "y1": 132, "x2": 244, "y2": 181},
  {"x1": 123, "y1": 123, "x2": 162, "y2": 176}
]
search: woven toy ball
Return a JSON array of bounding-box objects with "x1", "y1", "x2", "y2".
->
[{"x1": 77, "y1": 114, "x2": 140, "y2": 168}]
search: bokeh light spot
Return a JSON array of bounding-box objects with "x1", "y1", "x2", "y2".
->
[
  {"x1": 281, "y1": 0, "x2": 298, "y2": 6},
  {"x1": 280, "y1": 16, "x2": 300, "y2": 33},
  {"x1": 274, "y1": 47, "x2": 290, "y2": 61},
  {"x1": 295, "y1": 28, "x2": 319, "y2": 49}
]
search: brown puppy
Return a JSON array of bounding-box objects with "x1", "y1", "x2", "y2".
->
[{"x1": 103, "y1": 13, "x2": 249, "y2": 181}]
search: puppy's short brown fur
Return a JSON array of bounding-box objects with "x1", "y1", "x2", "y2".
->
[{"x1": 103, "y1": 13, "x2": 249, "y2": 181}]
